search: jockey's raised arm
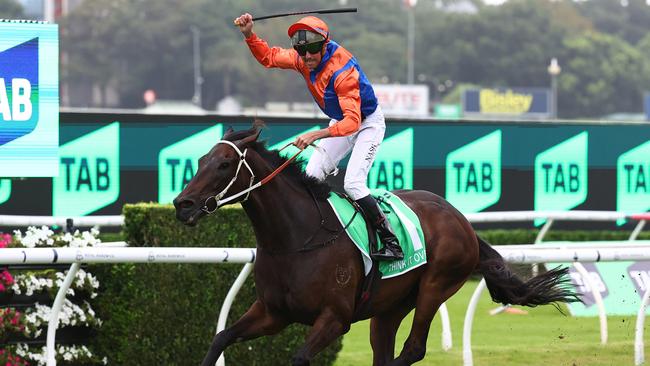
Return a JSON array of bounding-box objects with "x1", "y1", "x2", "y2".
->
[{"x1": 236, "y1": 12, "x2": 402, "y2": 261}]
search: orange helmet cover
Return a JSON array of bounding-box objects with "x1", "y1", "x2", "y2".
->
[{"x1": 287, "y1": 16, "x2": 329, "y2": 40}]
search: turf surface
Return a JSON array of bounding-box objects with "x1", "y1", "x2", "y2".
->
[{"x1": 335, "y1": 280, "x2": 640, "y2": 366}]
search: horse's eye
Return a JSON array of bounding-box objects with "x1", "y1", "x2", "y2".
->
[{"x1": 218, "y1": 162, "x2": 230, "y2": 170}]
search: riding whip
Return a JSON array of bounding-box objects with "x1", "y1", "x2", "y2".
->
[{"x1": 234, "y1": 8, "x2": 357, "y2": 25}]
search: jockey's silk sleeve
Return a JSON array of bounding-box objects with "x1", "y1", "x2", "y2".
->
[
  {"x1": 328, "y1": 68, "x2": 362, "y2": 137},
  {"x1": 245, "y1": 33, "x2": 301, "y2": 70},
  {"x1": 245, "y1": 35, "x2": 377, "y2": 137}
]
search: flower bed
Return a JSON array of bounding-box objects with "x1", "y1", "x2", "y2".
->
[{"x1": 1, "y1": 227, "x2": 105, "y2": 365}]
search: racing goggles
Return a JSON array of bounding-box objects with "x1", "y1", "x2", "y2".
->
[{"x1": 293, "y1": 41, "x2": 325, "y2": 56}]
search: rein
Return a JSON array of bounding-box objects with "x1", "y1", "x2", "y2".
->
[{"x1": 260, "y1": 190, "x2": 360, "y2": 256}]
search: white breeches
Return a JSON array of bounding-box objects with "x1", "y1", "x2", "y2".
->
[{"x1": 305, "y1": 106, "x2": 385, "y2": 200}]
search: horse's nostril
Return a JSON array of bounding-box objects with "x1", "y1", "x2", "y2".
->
[{"x1": 177, "y1": 199, "x2": 195, "y2": 210}]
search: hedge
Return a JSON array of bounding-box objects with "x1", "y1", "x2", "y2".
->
[
  {"x1": 476, "y1": 228, "x2": 650, "y2": 244},
  {"x1": 90, "y1": 203, "x2": 342, "y2": 366}
]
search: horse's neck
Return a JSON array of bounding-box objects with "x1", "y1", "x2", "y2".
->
[{"x1": 241, "y1": 154, "x2": 327, "y2": 252}]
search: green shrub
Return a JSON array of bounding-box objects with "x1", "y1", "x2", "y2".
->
[
  {"x1": 476, "y1": 228, "x2": 650, "y2": 244},
  {"x1": 91, "y1": 203, "x2": 342, "y2": 366}
]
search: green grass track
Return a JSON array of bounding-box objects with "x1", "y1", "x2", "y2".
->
[{"x1": 335, "y1": 280, "x2": 640, "y2": 366}]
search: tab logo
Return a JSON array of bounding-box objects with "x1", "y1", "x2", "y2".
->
[
  {"x1": 0, "y1": 38, "x2": 38, "y2": 146},
  {"x1": 0, "y1": 179, "x2": 11, "y2": 205},
  {"x1": 534, "y1": 132, "x2": 588, "y2": 224},
  {"x1": 158, "y1": 124, "x2": 223, "y2": 204},
  {"x1": 445, "y1": 130, "x2": 502, "y2": 213},
  {"x1": 53, "y1": 123, "x2": 120, "y2": 216},
  {"x1": 369, "y1": 128, "x2": 413, "y2": 190},
  {"x1": 617, "y1": 140, "x2": 650, "y2": 223}
]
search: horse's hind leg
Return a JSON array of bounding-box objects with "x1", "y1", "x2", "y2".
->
[
  {"x1": 290, "y1": 308, "x2": 350, "y2": 366},
  {"x1": 370, "y1": 301, "x2": 413, "y2": 366},
  {"x1": 201, "y1": 300, "x2": 287, "y2": 366},
  {"x1": 390, "y1": 272, "x2": 470, "y2": 366}
]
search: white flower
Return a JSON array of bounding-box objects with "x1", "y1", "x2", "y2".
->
[
  {"x1": 23, "y1": 300, "x2": 101, "y2": 334},
  {"x1": 61, "y1": 232, "x2": 73, "y2": 243},
  {"x1": 15, "y1": 344, "x2": 98, "y2": 366},
  {"x1": 13, "y1": 226, "x2": 101, "y2": 248}
]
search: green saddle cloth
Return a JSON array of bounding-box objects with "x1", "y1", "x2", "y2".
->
[{"x1": 327, "y1": 189, "x2": 427, "y2": 279}]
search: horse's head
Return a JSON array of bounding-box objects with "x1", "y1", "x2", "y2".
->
[{"x1": 173, "y1": 123, "x2": 262, "y2": 226}]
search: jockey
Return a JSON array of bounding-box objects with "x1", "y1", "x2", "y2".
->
[{"x1": 235, "y1": 13, "x2": 403, "y2": 261}]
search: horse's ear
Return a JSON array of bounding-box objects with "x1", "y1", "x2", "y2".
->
[
  {"x1": 253, "y1": 118, "x2": 266, "y2": 130},
  {"x1": 236, "y1": 119, "x2": 265, "y2": 146},
  {"x1": 238, "y1": 125, "x2": 262, "y2": 146},
  {"x1": 222, "y1": 126, "x2": 234, "y2": 139}
]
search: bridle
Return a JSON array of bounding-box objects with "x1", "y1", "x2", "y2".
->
[
  {"x1": 200, "y1": 140, "x2": 306, "y2": 214},
  {"x1": 200, "y1": 138, "x2": 358, "y2": 254}
]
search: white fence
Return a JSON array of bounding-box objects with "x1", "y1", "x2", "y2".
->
[{"x1": 1, "y1": 211, "x2": 649, "y2": 366}]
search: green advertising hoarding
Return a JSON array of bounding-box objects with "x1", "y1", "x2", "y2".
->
[
  {"x1": 5, "y1": 114, "x2": 650, "y2": 217},
  {"x1": 52, "y1": 122, "x2": 120, "y2": 216},
  {"x1": 617, "y1": 140, "x2": 650, "y2": 222},
  {"x1": 445, "y1": 130, "x2": 502, "y2": 213},
  {"x1": 368, "y1": 128, "x2": 413, "y2": 190},
  {"x1": 269, "y1": 125, "x2": 321, "y2": 168},
  {"x1": 0, "y1": 179, "x2": 10, "y2": 205},
  {"x1": 534, "y1": 131, "x2": 588, "y2": 224},
  {"x1": 158, "y1": 124, "x2": 223, "y2": 204}
]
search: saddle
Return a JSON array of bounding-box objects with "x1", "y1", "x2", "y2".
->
[{"x1": 328, "y1": 190, "x2": 427, "y2": 317}]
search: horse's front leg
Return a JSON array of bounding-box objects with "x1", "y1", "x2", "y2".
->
[
  {"x1": 201, "y1": 300, "x2": 287, "y2": 366},
  {"x1": 290, "y1": 308, "x2": 351, "y2": 366}
]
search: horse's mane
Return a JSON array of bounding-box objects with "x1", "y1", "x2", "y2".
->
[{"x1": 224, "y1": 127, "x2": 332, "y2": 201}]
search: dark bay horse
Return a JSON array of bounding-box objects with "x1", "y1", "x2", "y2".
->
[{"x1": 173, "y1": 122, "x2": 578, "y2": 366}]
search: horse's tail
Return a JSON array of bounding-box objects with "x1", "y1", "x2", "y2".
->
[{"x1": 476, "y1": 235, "x2": 581, "y2": 307}]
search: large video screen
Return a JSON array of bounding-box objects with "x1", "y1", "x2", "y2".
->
[{"x1": 0, "y1": 20, "x2": 59, "y2": 177}]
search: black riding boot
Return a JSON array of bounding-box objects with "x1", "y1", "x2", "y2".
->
[{"x1": 355, "y1": 195, "x2": 404, "y2": 261}]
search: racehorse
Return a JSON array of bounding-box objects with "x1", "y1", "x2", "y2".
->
[{"x1": 173, "y1": 121, "x2": 579, "y2": 366}]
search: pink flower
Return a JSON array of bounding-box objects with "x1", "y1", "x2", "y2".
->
[
  {"x1": 1, "y1": 271, "x2": 12, "y2": 285},
  {"x1": 0, "y1": 237, "x2": 7, "y2": 249},
  {"x1": 0, "y1": 233, "x2": 11, "y2": 248}
]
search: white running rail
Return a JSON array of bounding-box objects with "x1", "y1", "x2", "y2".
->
[
  {"x1": 3, "y1": 244, "x2": 650, "y2": 366},
  {"x1": 0, "y1": 215, "x2": 124, "y2": 227},
  {"x1": 0, "y1": 246, "x2": 255, "y2": 366},
  {"x1": 1, "y1": 210, "x2": 649, "y2": 365}
]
